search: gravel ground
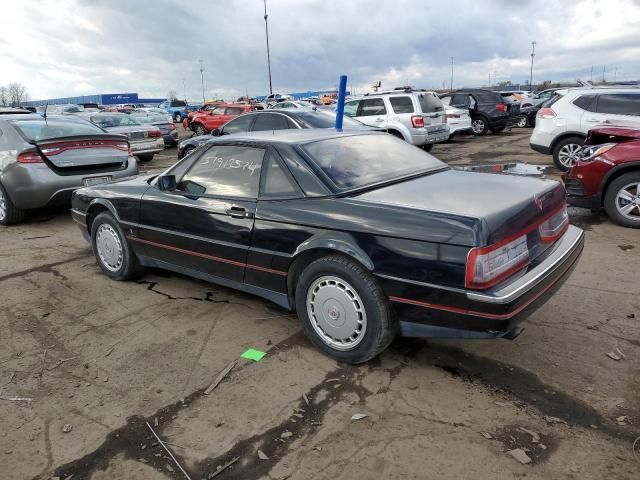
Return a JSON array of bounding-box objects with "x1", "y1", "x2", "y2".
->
[{"x1": 1, "y1": 127, "x2": 638, "y2": 480}]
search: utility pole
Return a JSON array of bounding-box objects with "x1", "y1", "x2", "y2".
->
[
  {"x1": 182, "y1": 78, "x2": 187, "y2": 102},
  {"x1": 263, "y1": 0, "x2": 273, "y2": 95},
  {"x1": 199, "y1": 60, "x2": 205, "y2": 103},
  {"x1": 614, "y1": 67, "x2": 618, "y2": 82},
  {"x1": 602, "y1": 65, "x2": 606, "y2": 82},
  {"x1": 450, "y1": 57, "x2": 454, "y2": 92},
  {"x1": 590, "y1": 65, "x2": 593, "y2": 82},
  {"x1": 529, "y1": 41, "x2": 536, "y2": 91}
]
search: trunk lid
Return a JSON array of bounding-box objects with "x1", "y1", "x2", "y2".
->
[
  {"x1": 355, "y1": 169, "x2": 566, "y2": 248},
  {"x1": 34, "y1": 134, "x2": 129, "y2": 173}
]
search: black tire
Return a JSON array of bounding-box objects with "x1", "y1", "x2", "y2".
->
[
  {"x1": 552, "y1": 136, "x2": 584, "y2": 171},
  {"x1": 471, "y1": 116, "x2": 488, "y2": 136},
  {"x1": 603, "y1": 172, "x2": 640, "y2": 228},
  {"x1": 90, "y1": 212, "x2": 145, "y2": 280},
  {"x1": 181, "y1": 145, "x2": 196, "y2": 158},
  {"x1": 295, "y1": 255, "x2": 396, "y2": 364},
  {"x1": 174, "y1": 112, "x2": 182, "y2": 123},
  {"x1": 0, "y1": 182, "x2": 25, "y2": 225},
  {"x1": 194, "y1": 124, "x2": 208, "y2": 136},
  {"x1": 137, "y1": 154, "x2": 154, "y2": 162},
  {"x1": 422, "y1": 144, "x2": 434, "y2": 152}
]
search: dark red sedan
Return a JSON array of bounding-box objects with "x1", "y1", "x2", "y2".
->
[{"x1": 563, "y1": 126, "x2": 640, "y2": 228}]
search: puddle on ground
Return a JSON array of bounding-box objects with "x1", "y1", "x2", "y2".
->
[{"x1": 455, "y1": 162, "x2": 550, "y2": 177}]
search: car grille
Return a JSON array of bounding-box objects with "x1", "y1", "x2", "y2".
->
[{"x1": 565, "y1": 178, "x2": 585, "y2": 197}]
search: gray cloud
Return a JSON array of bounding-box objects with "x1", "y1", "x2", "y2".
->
[{"x1": 0, "y1": 0, "x2": 638, "y2": 101}]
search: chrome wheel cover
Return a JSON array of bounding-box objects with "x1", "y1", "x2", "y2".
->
[
  {"x1": 96, "y1": 223, "x2": 124, "y2": 272},
  {"x1": 557, "y1": 143, "x2": 582, "y2": 168},
  {"x1": 615, "y1": 181, "x2": 640, "y2": 221},
  {"x1": 0, "y1": 187, "x2": 6, "y2": 221},
  {"x1": 516, "y1": 116, "x2": 527, "y2": 128},
  {"x1": 306, "y1": 276, "x2": 367, "y2": 351},
  {"x1": 472, "y1": 119, "x2": 485, "y2": 134}
]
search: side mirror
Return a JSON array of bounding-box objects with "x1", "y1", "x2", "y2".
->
[
  {"x1": 211, "y1": 128, "x2": 221, "y2": 136},
  {"x1": 157, "y1": 175, "x2": 176, "y2": 191}
]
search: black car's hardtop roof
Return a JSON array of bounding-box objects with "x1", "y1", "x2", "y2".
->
[{"x1": 203, "y1": 128, "x2": 384, "y2": 146}]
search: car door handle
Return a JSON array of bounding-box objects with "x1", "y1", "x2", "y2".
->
[
  {"x1": 374, "y1": 118, "x2": 384, "y2": 122},
  {"x1": 585, "y1": 118, "x2": 599, "y2": 123},
  {"x1": 226, "y1": 206, "x2": 253, "y2": 219}
]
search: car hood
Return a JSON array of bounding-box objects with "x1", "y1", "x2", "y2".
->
[{"x1": 354, "y1": 169, "x2": 565, "y2": 246}]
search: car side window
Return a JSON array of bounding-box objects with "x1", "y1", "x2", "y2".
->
[
  {"x1": 221, "y1": 115, "x2": 254, "y2": 135},
  {"x1": 225, "y1": 107, "x2": 243, "y2": 115},
  {"x1": 596, "y1": 94, "x2": 640, "y2": 116},
  {"x1": 211, "y1": 106, "x2": 226, "y2": 115},
  {"x1": 389, "y1": 96, "x2": 414, "y2": 114},
  {"x1": 261, "y1": 153, "x2": 300, "y2": 198},
  {"x1": 344, "y1": 101, "x2": 359, "y2": 117},
  {"x1": 573, "y1": 95, "x2": 597, "y2": 112},
  {"x1": 451, "y1": 94, "x2": 468, "y2": 106},
  {"x1": 252, "y1": 113, "x2": 292, "y2": 131},
  {"x1": 177, "y1": 145, "x2": 264, "y2": 198},
  {"x1": 358, "y1": 98, "x2": 386, "y2": 116}
]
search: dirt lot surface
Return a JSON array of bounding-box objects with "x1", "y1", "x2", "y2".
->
[{"x1": 1, "y1": 128, "x2": 639, "y2": 480}]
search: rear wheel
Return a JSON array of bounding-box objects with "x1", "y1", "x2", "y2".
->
[
  {"x1": 471, "y1": 117, "x2": 488, "y2": 136},
  {"x1": 295, "y1": 255, "x2": 396, "y2": 364},
  {"x1": 604, "y1": 172, "x2": 640, "y2": 228},
  {"x1": 91, "y1": 212, "x2": 145, "y2": 280},
  {"x1": 181, "y1": 145, "x2": 196, "y2": 158},
  {"x1": 137, "y1": 154, "x2": 154, "y2": 162},
  {"x1": 516, "y1": 115, "x2": 529, "y2": 128},
  {"x1": 0, "y1": 182, "x2": 25, "y2": 225},
  {"x1": 194, "y1": 124, "x2": 208, "y2": 136},
  {"x1": 553, "y1": 136, "x2": 584, "y2": 171}
]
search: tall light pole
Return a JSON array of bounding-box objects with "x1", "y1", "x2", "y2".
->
[
  {"x1": 183, "y1": 78, "x2": 187, "y2": 102},
  {"x1": 263, "y1": 0, "x2": 273, "y2": 95},
  {"x1": 614, "y1": 66, "x2": 618, "y2": 82},
  {"x1": 450, "y1": 57, "x2": 454, "y2": 92},
  {"x1": 529, "y1": 41, "x2": 536, "y2": 91},
  {"x1": 199, "y1": 59, "x2": 205, "y2": 103}
]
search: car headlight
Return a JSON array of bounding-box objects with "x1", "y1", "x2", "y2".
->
[{"x1": 580, "y1": 143, "x2": 616, "y2": 162}]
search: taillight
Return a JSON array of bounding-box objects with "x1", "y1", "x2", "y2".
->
[
  {"x1": 148, "y1": 129, "x2": 162, "y2": 138},
  {"x1": 496, "y1": 103, "x2": 508, "y2": 113},
  {"x1": 411, "y1": 115, "x2": 424, "y2": 128},
  {"x1": 17, "y1": 151, "x2": 44, "y2": 163},
  {"x1": 537, "y1": 107, "x2": 556, "y2": 119},
  {"x1": 466, "y1": 234, "x2": 529, "y2": 289},
  {"x1": 539, "y1": 205, "x2": 569, "y2": 242}
]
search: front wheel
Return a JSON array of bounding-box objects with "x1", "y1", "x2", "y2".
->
[
  {"x1": 604, "y1": 172, "x2": 640, "y2": 228},
  {"x1": 471, "y1": 117, "x2": 488, "y2": 136},
  {"x1": 91, "y1": 212, "x2": 145, "y2": 280},
  {"x1": 295, "y1": 255, "x2": 396, "y2": 364},
  {"x1": 194, "y1": 124, "x2": 208, "y2": 136}
]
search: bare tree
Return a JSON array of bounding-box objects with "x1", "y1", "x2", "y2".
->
[
  {"x1": 7, "y1": 83, "x2": 29, "y2": 106},
  {"x1": 166, "y1": 90, "x2": 178, "y2": 101},
  {"x1": 0, "y1": 86, "x2": 7, "y2": 106}
]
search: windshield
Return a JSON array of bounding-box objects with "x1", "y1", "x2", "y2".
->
[
  {"x1": 131, "y1": 113, "x2": 169, "y2": 123},
  {"x1": 301, "y1": 134, "x2": 445, "y2": 190},
  {"x1": 293, "y1": 110, "x2": 368, "y2": 129},
  {"x1": 90, "y1": 114, "x2": 141, "y2": 128},
  {"x1": 10, "y1": 117, "x2": 105, "y2": 141}
]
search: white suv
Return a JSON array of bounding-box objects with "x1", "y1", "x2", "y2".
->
[
  {"x1": 343, "y1": 89, "x2": 448, "y2": 151},
  {"x1": 530, "y1": 87, "x2": 640, "y2": 170}
]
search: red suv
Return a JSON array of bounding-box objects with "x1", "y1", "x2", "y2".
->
[
  {"x1": 187, "y1": 103, "x2": 256, "y2": 136},
  {"x1": 563, "y1": 126, "x2": 640, "y2": 228}
]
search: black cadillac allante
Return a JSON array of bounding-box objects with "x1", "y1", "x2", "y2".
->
[{"x1": 71, "y1": 130, "x2": 584, "y2": 363}]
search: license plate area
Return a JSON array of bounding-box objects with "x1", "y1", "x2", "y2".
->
[{"x1": 83, "y1": 175, "x2": 111, "y2": 187}]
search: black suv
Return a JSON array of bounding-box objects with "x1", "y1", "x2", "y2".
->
[{"x1": 443, "y1": 89, "x2": 520, "y2": 135}]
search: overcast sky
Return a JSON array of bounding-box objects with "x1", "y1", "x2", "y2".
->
[{"x1": 1, "y1": 0, "x2": 639, "y2": 101}]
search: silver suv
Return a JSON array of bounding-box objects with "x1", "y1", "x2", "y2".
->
[{"x1": 344, "y1": 89, "x2": 448, "y2": 151}]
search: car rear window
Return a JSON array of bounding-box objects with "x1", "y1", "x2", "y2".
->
[
  {"x1": 389, "y1": 96, "x2": 415, "y2": 114},
  {"x1": 131, "y1": 113, "x2": 169, "y2": 123},
  {"x1": 301, "y1": 134, "x2": 445, "y2": 190},
  {"x1": 293, "y1": 110, "x2": 366, "y2": 128},
  {"x1": 90, "y1": 115, "x2": 141, "y2": 128},
  {"x1": 9, "y1": 117, "x2": 105, "y2": 141},
  {"x1": 474, "y1": 91, "x2": 502, "y2": 103},
  {"x1": 418, "y1": 93, "x2": 443, "y2": 113}
]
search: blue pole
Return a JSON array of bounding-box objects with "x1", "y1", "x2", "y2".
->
[{"x1": 335, "y1": 74, "x2": 348, "y2": 130}]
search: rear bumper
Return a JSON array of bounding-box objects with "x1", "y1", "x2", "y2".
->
[
  {"x1": 409, "y1": 128, "x2": 450, "y2": 146},
  {"x1": 530, "y1": 142, "x2": 551, "y2": 155},
  {"x1": 130, "y1": 138, "x2": 165, "y2": 155},
  {"x1": 381, "y1": 225, "x2": 584, "y2": 339},
  {"x1": 2, "y1": 158, "x2": 139, "y2": 210},
  {"x1": 162, "y1": 131, "x2": 178, "y2": 145}
]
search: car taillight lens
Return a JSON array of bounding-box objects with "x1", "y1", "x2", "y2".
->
[
  {"x1": 537, "y1": 107, "x2": 556, "y2": 119},
  {"x1": 580, "y1": 143, "x2": 616, "y2": 162},
  {"x1": 148, "y1": 130, "x2": 162, "y2": 138},
  {"x1": 539, "y1": 205, "x2": 569, "y2": 242},
  {"x1": 496, "y1": 103, "x2": 508, "y2": 112},
  {"x1": 466, "y1": 234, "x2": 529, "y2": 289},
  {"x1": 17, "y1": 151, "x2": 44, "y2": 163},
  {"x1": 411, "y1": 115, "x2": 424, "y2": 128}
]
